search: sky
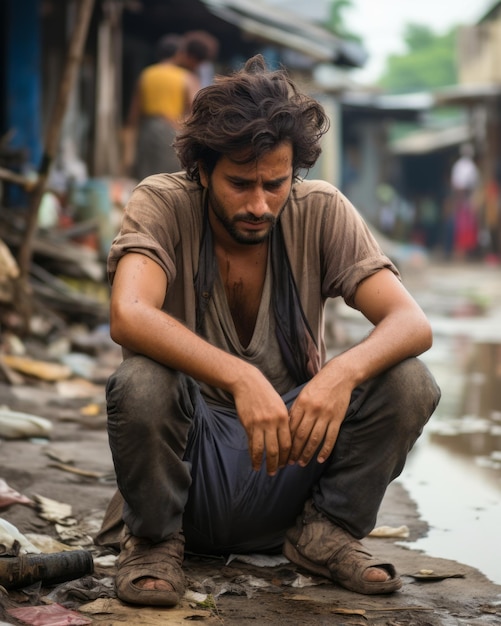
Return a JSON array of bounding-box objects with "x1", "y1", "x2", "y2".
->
[
  {"x1": 342, "y1": 0, "x2": 495, "y2": 84},
  {"x1": 270, "y1": 0, "x2": 496, "y2": 85}
]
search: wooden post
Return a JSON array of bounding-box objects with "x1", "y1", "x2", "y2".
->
[{"x1": 15, "y1": 0, "x2": 96, "y2": 328}]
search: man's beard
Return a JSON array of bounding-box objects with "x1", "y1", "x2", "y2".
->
[{"x1": 207, "y1": 185, "x2": 286, "y2": 245}]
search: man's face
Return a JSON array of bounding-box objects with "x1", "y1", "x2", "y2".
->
[{"x1": 200, "y1": 142, "x2": 294, "y2": 245}]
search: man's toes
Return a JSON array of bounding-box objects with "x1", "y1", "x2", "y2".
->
[
  {"x1": 362, "y1": 567, "x2": 391, "y2": 583},
  {"x1": 135, "y1": 577, "x2": 175, "y2": 591}
]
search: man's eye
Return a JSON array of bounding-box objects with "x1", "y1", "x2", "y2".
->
[{"x1": 266, "y1": 182, "x2": 283, "y2": 191}]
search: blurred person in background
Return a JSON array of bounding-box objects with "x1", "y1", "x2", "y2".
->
[
  {"x1": 478, "y1": 164, "x2": 501, "y2": 265},
  {"x1": 450, "y1": 143, "x2": 480, "y2": 260},
  {"x1": 123, "y1": 30, "x2": 219, "y2": 180}
]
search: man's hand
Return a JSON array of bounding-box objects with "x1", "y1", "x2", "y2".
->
[
  {"x1": 287, "y1": 366, "x2": 353, "y2": 467},
  {"x1": 233, "y1": 371, "x2": 291, "y2": 476},
  {"x1": 287, "y1": 268, "x2": 434, "y2": 468}
]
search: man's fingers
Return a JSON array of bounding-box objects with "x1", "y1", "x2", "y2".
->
[
  {"x1": 316, "y1": 421, "x2": 340, "y2": 464},
  {"x1": 277, "y1": 424, "x2": 292, "y2": 469},
  {"x1": 297, "y1": 420, "x2": 339, "y2": 466},
  {"x1": 288, "y1": 404, "x2": 303, "y2": 436},
  {"x1": 296, "y1": 421, "x2": 325, "y2": 466},
  {"x1": 289, "y1": 416, "x2": 340, "y2": 467},
  {"x1": 264, "y1": 427, "x2": 287, "y2": 475},
  {"x1": 250, "y1": 430, "x2": 264, "y2": 472},
  {"x1": 288, "y1": 413, "x2": 310, "y2": 464},
  {"x1": 250, "y1": 424, "x2": 291, "y2": 475}
]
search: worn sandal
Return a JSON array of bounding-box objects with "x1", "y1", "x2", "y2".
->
[
  {"x1": 283, "y1": 503, "x2": 402, "y2": 595},
  {"x1": 115, "y1": 530, "x2": 186, "y2": 606}
]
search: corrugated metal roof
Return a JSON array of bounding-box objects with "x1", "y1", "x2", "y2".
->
[
  {"x1": 341, "y1": 91, "x2": 434, "y2": 112},
  {"x1": 434, "y1": 83, "x2": 501, "y2": 105},
  {"x1": 391, "y1": 125, "x2": 471, "y2": 155},
  {"x1": 200, "y1": 0, "x2": 367, "y2": 67}
]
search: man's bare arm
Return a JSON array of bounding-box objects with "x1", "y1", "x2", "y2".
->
[
  {"x1": 288, "y1": 268, "x2": 432, "y2": 467},
  {"x1": 110, "y1": 253, "x2": 291, "y2": 474}
]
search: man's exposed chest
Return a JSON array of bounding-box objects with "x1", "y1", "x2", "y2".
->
[{"x1": 215, "y1": 244, "x2": 268, "y2": 347}]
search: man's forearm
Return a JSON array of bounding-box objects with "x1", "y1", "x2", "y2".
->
[
  {"x1": 324, "y1": 308, "x2": 432, "y2": 389},
  {"x1": 111, "y1": 303, "x2": 253, "y2": 394}
]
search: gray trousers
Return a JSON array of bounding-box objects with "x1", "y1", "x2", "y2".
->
[
  {"x1": 133, "y1": 116, "x2": 179, "y2": 181},
  {"x1": 106, "y1": 356, "x2": 440, "y2": 555}
]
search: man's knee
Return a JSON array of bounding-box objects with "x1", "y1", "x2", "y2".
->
[
  {"x1": 384, "y1": 358, "x2": 441, "y2": 413},
  {"x1": 107, "y1": 355, "x2": 177, "y2": 411},
  {"x1": 378, "y1": 359, "x2": 441, "y2": 443}
]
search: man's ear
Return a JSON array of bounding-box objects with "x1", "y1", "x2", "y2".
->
[{"x1": 199, "y1": 162, "x2": 208, "y2": 188}]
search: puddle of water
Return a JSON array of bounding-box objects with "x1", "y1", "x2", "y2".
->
[{"x1": 399, "y1": 339, "x2": 501, "y2": 585}]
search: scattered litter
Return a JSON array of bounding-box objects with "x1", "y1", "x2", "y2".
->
[
  {"x1": 331, "y1": 607, "x2": 366, "y2": 616},
  {"x1": 2, "y1": 332, "x2": 25, "y2": 356},
  {"x1": 369, "y1": 524, "x2": 410, "y2": 538},
  {"x1": 33, "y1": 494, "x2": 76, "y2": 526},
  {"x1": 55, "y1": 518, "x2": 100, "y2": 547},
  {"x1": 80, "y1": 403, "x2": 101, "y2": 416},
  {"x1": 7, "y1": 602, "x2": 92, "y2": 626},
  {"x1": 226, "y1": 553, "x2": 289, "y2": 568},
  {"x1": 61, "y1": 353, "x2": 97, "y2": 379},
  {"x1": 233, "y1": 574, "x2": 270, "y2": 589},
  {"x1": 47, "y1": 461, "x2": 106, "y2": 480},
  {"x1": 210, "y1": 581, "x2": 249, "y2": 598},
  {"x1": 55, "y1": 378, "x2": 104, "y2": 399},
  {"x1": 0, "y1": 407, "x2": 53, "y2": 439},
  {"x1": 45, "y1": 449, "x2": 75, "y2": 465},
  {"x1": 24, "y1": 533, "x2": 77, "y2": 553},
  {"x1": 78, "y1": 597, "x2": 211, "y2": 623},
  {"x1": 407, "y1": 569, "x2": 466, "y2": 581},
  {"x1": 184, "y1": 589, "x2": 209, "y2": 604},
  {"x1": 0, "y1": 478, "x2": 34, "y2": 509},
  {"x1": 46, "y1": 575, "x2": 115, "y2": 606},
  {"x1": 92, "y1": 553, "x2": 116, "y2": 568},
  {"x1": 0, "y1": 354, "x2": 72, "y2": 381},
  {"x1": 289, "y1": 573, "x2": 319, "y2": 588},
  {"x1": 0, "y1": 518, "x2": 41, "y2": 555}
]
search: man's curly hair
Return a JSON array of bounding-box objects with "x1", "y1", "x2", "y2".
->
[{"x1": 174, "y1": 55, "x2": 330, "y2": 184}]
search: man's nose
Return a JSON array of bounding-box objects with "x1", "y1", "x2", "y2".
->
[{"x1": 248, "y1": 187, "x2": 269, "y2": 217}]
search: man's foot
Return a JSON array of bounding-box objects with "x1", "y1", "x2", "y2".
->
[
  {"x1": 283, "y1": 500, "x2": 402, "y2": 595},
  {"x1": 115, "y1": 530, "x2": 186, "y2": 606},
  {"x1": 134, "y1": 577, "x2": 176, "y2": 592}
]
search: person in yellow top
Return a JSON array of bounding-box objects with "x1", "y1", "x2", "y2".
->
[{"x1": 124, "y1": 31, "x2": 218, "y2": 181}]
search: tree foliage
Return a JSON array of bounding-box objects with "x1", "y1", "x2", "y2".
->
[
  {"x1": 378, "y1": 23, "x2": 458, "y2": 94},
  {"x1": 323, "y1": 0, "x2": 362, "y2": 43}
]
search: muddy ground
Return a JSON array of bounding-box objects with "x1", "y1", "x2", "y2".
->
[{"x1": 1, "y1": 264, "x2": 501, "y2": 625}]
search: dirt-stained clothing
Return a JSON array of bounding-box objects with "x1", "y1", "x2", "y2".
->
[
  {"x1": 103, "y1": 173, "x2": 441, "y2": 553},
  {"x1": 108, "y1": 173, "x2": 397, "y2": 403}
]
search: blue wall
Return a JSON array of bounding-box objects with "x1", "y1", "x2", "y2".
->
[{"x1": 5, "y1": 0, "x2": 42, "y2": 171}]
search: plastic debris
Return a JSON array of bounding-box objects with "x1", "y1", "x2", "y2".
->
[
  {"x1": 0, "y1": 518, "x2": 41, "y2": 555},
  {"x1": 0, "y1": 354, "x2": 72, "y2": 381},
  {"x1": 33, "y1": 495, "x2": 76, "y2": 526},
  {"x1": 369, "y1": 524, "x2": 410, "y2": 538},
  {"x1": 0, "y1": 479, "x2": 34, "y2": 509},
  {"x1": 7, "y1": 602, "x2": 92, "y2": 625},
  {"x1": 0, "y1": 408, "x2": 53, "y2": 439}
]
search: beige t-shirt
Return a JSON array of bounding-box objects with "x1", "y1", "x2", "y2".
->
[{"x1": 108, "y1": 172, "x2": 399, "y2": 405}]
